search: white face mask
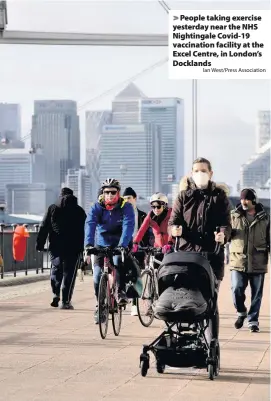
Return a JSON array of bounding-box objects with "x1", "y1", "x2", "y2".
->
[{"x1": 192, "y1": 171, "x2": 210, "y2": 188}]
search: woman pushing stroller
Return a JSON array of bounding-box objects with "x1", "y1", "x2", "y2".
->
[
  {"x1": 169, "y1": 157, "x2": 231, "y2": 287},
  {"x1": 168, "y1": 158, "x2": 231, "y2": 341}
]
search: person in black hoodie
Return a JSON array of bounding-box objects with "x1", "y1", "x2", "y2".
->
[
  {"x1": 123, "y1": 187, "x2": 154, "y2": 316},
  {"x1": 36, "y1": 187, "x2": 87, "y2": 309}
]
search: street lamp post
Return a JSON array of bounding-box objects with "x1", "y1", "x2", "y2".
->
[
  {"x1": 0, "y1": 1, "x2": 7, "y2": 32},
  {"x1": 192, "y1": 79, "x2": 198, "y2": 162},
  {"x1": 119, "y1": 164, "x2": 127, "y2": 186}
]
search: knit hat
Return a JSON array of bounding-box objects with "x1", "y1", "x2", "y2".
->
[
  {"x1": 240, "y1": 188, "x2": 256, "y2": 202},
  {"x1": 61, "y1": 187, "x2": 73, "y2": 196},
  {"x1": 123, "y1": 187, "x2": 137, "y2": 198}
]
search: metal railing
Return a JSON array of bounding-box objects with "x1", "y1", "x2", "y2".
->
[{"x1": 0, "y1": 223, "x2": 50, "y2": 279}]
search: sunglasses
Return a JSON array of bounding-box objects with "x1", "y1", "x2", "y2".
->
[
  {"x1": 151, "y1": 205, "x2": 162, "y2": 210},
  {"x1": 103, "y1": 190, "x2": 117, "y2": 195}
]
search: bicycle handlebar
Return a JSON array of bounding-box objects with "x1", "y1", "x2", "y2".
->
[
  {"x1": 137, "y1": 246, "x2": 162, "y2": 254},
  {"x1": 86, "y1": 246, "x2": 127, "y2": 257}
]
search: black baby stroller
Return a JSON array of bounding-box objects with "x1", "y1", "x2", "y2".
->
[{"x1": 139, "y1": 250, "x2": 220, "y2": 380}]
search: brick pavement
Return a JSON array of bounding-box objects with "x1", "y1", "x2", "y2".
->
[{"x1": 0, "y1": 268, "x2": 269, "y2": 401}]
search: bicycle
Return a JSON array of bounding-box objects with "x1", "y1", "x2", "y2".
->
[
  {"x1": 86, "y1": 246, "x2": 126, "y2": 339},
  {"x1": 136, "y1": 247, "x2": 163, "y2": 327}
]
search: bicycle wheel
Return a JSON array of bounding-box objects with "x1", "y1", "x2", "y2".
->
[
  {"x1": 98, "y1": 273, "x2": 110, "y2": 339},
  {"x1": 137, "y1": 270, "x2": 156, "y2": 327},
  {"x1": 112, "y1": 298, "x2": 122, "y2": 336}
]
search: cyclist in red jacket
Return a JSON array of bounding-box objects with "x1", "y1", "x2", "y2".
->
[{"x1": 132, "y1": 193, "x2": 173, "y2": 265}]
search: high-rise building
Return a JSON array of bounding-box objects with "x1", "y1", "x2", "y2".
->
[
  {"x1": 63, "y1": 167, "x2": 92, "y2": 211},
  {"x1": 31, "y1": 100, "x2": 80, "y2": 191},
  {"x1": 0, "y1": 103, "x2": 21, "y2": 142},
  {"x1": 86, "y1": 149, "x2": 100, "y2": 201},
  {"x1": 240, "y1": 110, "x2": 270, "y2": 192},
  {"x1": 0, "y1": 148, "x2": 45, "y2": 203},
  {"x1": 140, "y1": 98, "x2": 184, "y2": 194},
  {"x1": 171, "y1": 183, "x2": 179, "y2": 204},
  {"x1": 99, "y1": 124, "x2": 161, "y2": 199},
  {"x1": 85, "y1": 110, "x2": 111, "y2": 201},
  {"x1": 256, "y1": 110, "x2": 270, "y2": 152},
  {"x1": 240, "y1": 140, "x2": 270, "y2": 190},
  {"x1": 112, "y1": 83, "x2": 146, "y2": 124},
  {"x1": 111, "y1": 85, "x2": 185, "y2": 193},
  {"x1": 5, "y1": 183, "x2": 55, "y2": 215},
  {"x1": 86, "y1": 110, "x2": 112, "y2": 151}
]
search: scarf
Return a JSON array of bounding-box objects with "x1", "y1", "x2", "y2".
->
[{"x1": 104, "y1": 193, "x2": 120, "y2": 210}]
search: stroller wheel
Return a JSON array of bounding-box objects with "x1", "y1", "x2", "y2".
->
[
  {"x1": 207, "y1": 339, "x2": 219, "y2": 380},
  {"x1": 140, "y1": 360, "x2": 149, "y2": 377},
  {"x1": 208, "y1": 364, "x2": 214, "y2": 380},
  {"x1": 215, "y1": 342, "x2": 220, "y2": 376},
  {"x1": 156, "y1": 360, "x2": 165, "y2": 374},
  {"x1": 140, "y1": 353, "x2": 149, "y2": 377}
]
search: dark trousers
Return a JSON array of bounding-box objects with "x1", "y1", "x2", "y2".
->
[
  {"x1": 50, "y1": 253, "x2": 81, "y2": 304},
  {"x1": 132, "y1": 251, "x2": 146, "y2": 306},
  {"x1": 205, "y1": 280, "x2": 221, "y2": 346},
  {"x1": 231, "y1": 270, "x2": 265, "y2": 326}
]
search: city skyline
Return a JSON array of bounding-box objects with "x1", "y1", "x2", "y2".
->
[
  {"x1": 0, "y1": 96, "x2": 270, "y2": 192},
  {"x1": 0, "y1": 85, "x2": 269, "y2": 190},
  {"x1": 1, "y1": 1, "x2": 270, "y2": 187}
]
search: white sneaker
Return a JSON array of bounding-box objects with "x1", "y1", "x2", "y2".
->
[{"x1": 131, "y1": 305, "x2": 138, "y2": 316}]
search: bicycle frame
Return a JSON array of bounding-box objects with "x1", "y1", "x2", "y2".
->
[
  {"x1": 100, "y1": 247, "x2": 125, "y2": 307},
  {"x1": 145, "y1": 255, "x2": 159, "y2": 297}
]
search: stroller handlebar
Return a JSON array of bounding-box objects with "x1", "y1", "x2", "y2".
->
[{"x1": 174, "y1": 228, "x2": 223, "y2": 256}]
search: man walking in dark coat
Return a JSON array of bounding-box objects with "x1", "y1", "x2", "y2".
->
[
  {"x1": 36, "y1": 188, "x2": 86, "y2": 309},
  {"x1": 230, "y1": 188, "x2": 270, "y2": 332}
]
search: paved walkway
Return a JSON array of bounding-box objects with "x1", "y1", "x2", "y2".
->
[{"x1": 0, "y1": 268, "x2": 269, "y2": 401}]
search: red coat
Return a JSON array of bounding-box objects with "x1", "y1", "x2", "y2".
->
[{"x1": 134, "y1": 208, "x2": 173, "y2": 247}]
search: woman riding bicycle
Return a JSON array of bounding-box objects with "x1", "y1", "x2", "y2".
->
[{"x1": 132, "y1": 193, "x2": 173, "y2": 265}]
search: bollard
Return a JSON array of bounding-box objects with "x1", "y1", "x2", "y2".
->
[
  {"x1": 0, "y1": 223, "x2": 5, "y2": 279},
  {"x1": 11, "y1": 224, "x2": 18, "y2": 277},
  {"x1": 34, "y1": 224, "x2": 40, "y2": 274},
  {"x1": 23, "y1": 224, "x2": 29, "y2": 276},
  {"x1": 44, "y1": 239, "x2": 49, "y2": 274}
]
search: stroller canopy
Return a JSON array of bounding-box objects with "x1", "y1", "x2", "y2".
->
[{"x1": 157, "y1": 251, "x2": 216, "y2": 300}]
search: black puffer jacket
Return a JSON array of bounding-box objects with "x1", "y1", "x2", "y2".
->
[
  {"x1": 36, "y1": 195, "x2": 87, "y2": 257},
  {"x1": 168, "y1": 176, "x2": 232, "y2": 280}
]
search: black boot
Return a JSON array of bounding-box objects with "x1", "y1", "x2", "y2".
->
[
  {"x1": 50, "y1": 296, "x2": 60, "y2": 308},
  {"x1": 60, "y1": 302, "x2": 74, "y2": 310},
  {"x1": 234, "y1": 316, "x2": 246, "y2": 329}
]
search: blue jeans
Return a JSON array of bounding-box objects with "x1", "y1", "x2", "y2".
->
[
  {"x1": 93, "y1": 254, "x2": 123, "y2": 300},
  {"x1": 231, "y1": 270, "x2": 265, "y2": 327}
]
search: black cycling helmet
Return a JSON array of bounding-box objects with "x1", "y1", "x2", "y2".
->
[{"x1": 101, "y1": 178, "x2": 121, "y2": 191}]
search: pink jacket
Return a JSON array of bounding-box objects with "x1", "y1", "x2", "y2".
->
[{"x1": 134, "y1": 209, "x2": 173, "y2": 248}]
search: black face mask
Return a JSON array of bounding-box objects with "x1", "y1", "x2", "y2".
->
[{"x1": 152, "y1": 208, "x2": 168, "y2": 225}]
